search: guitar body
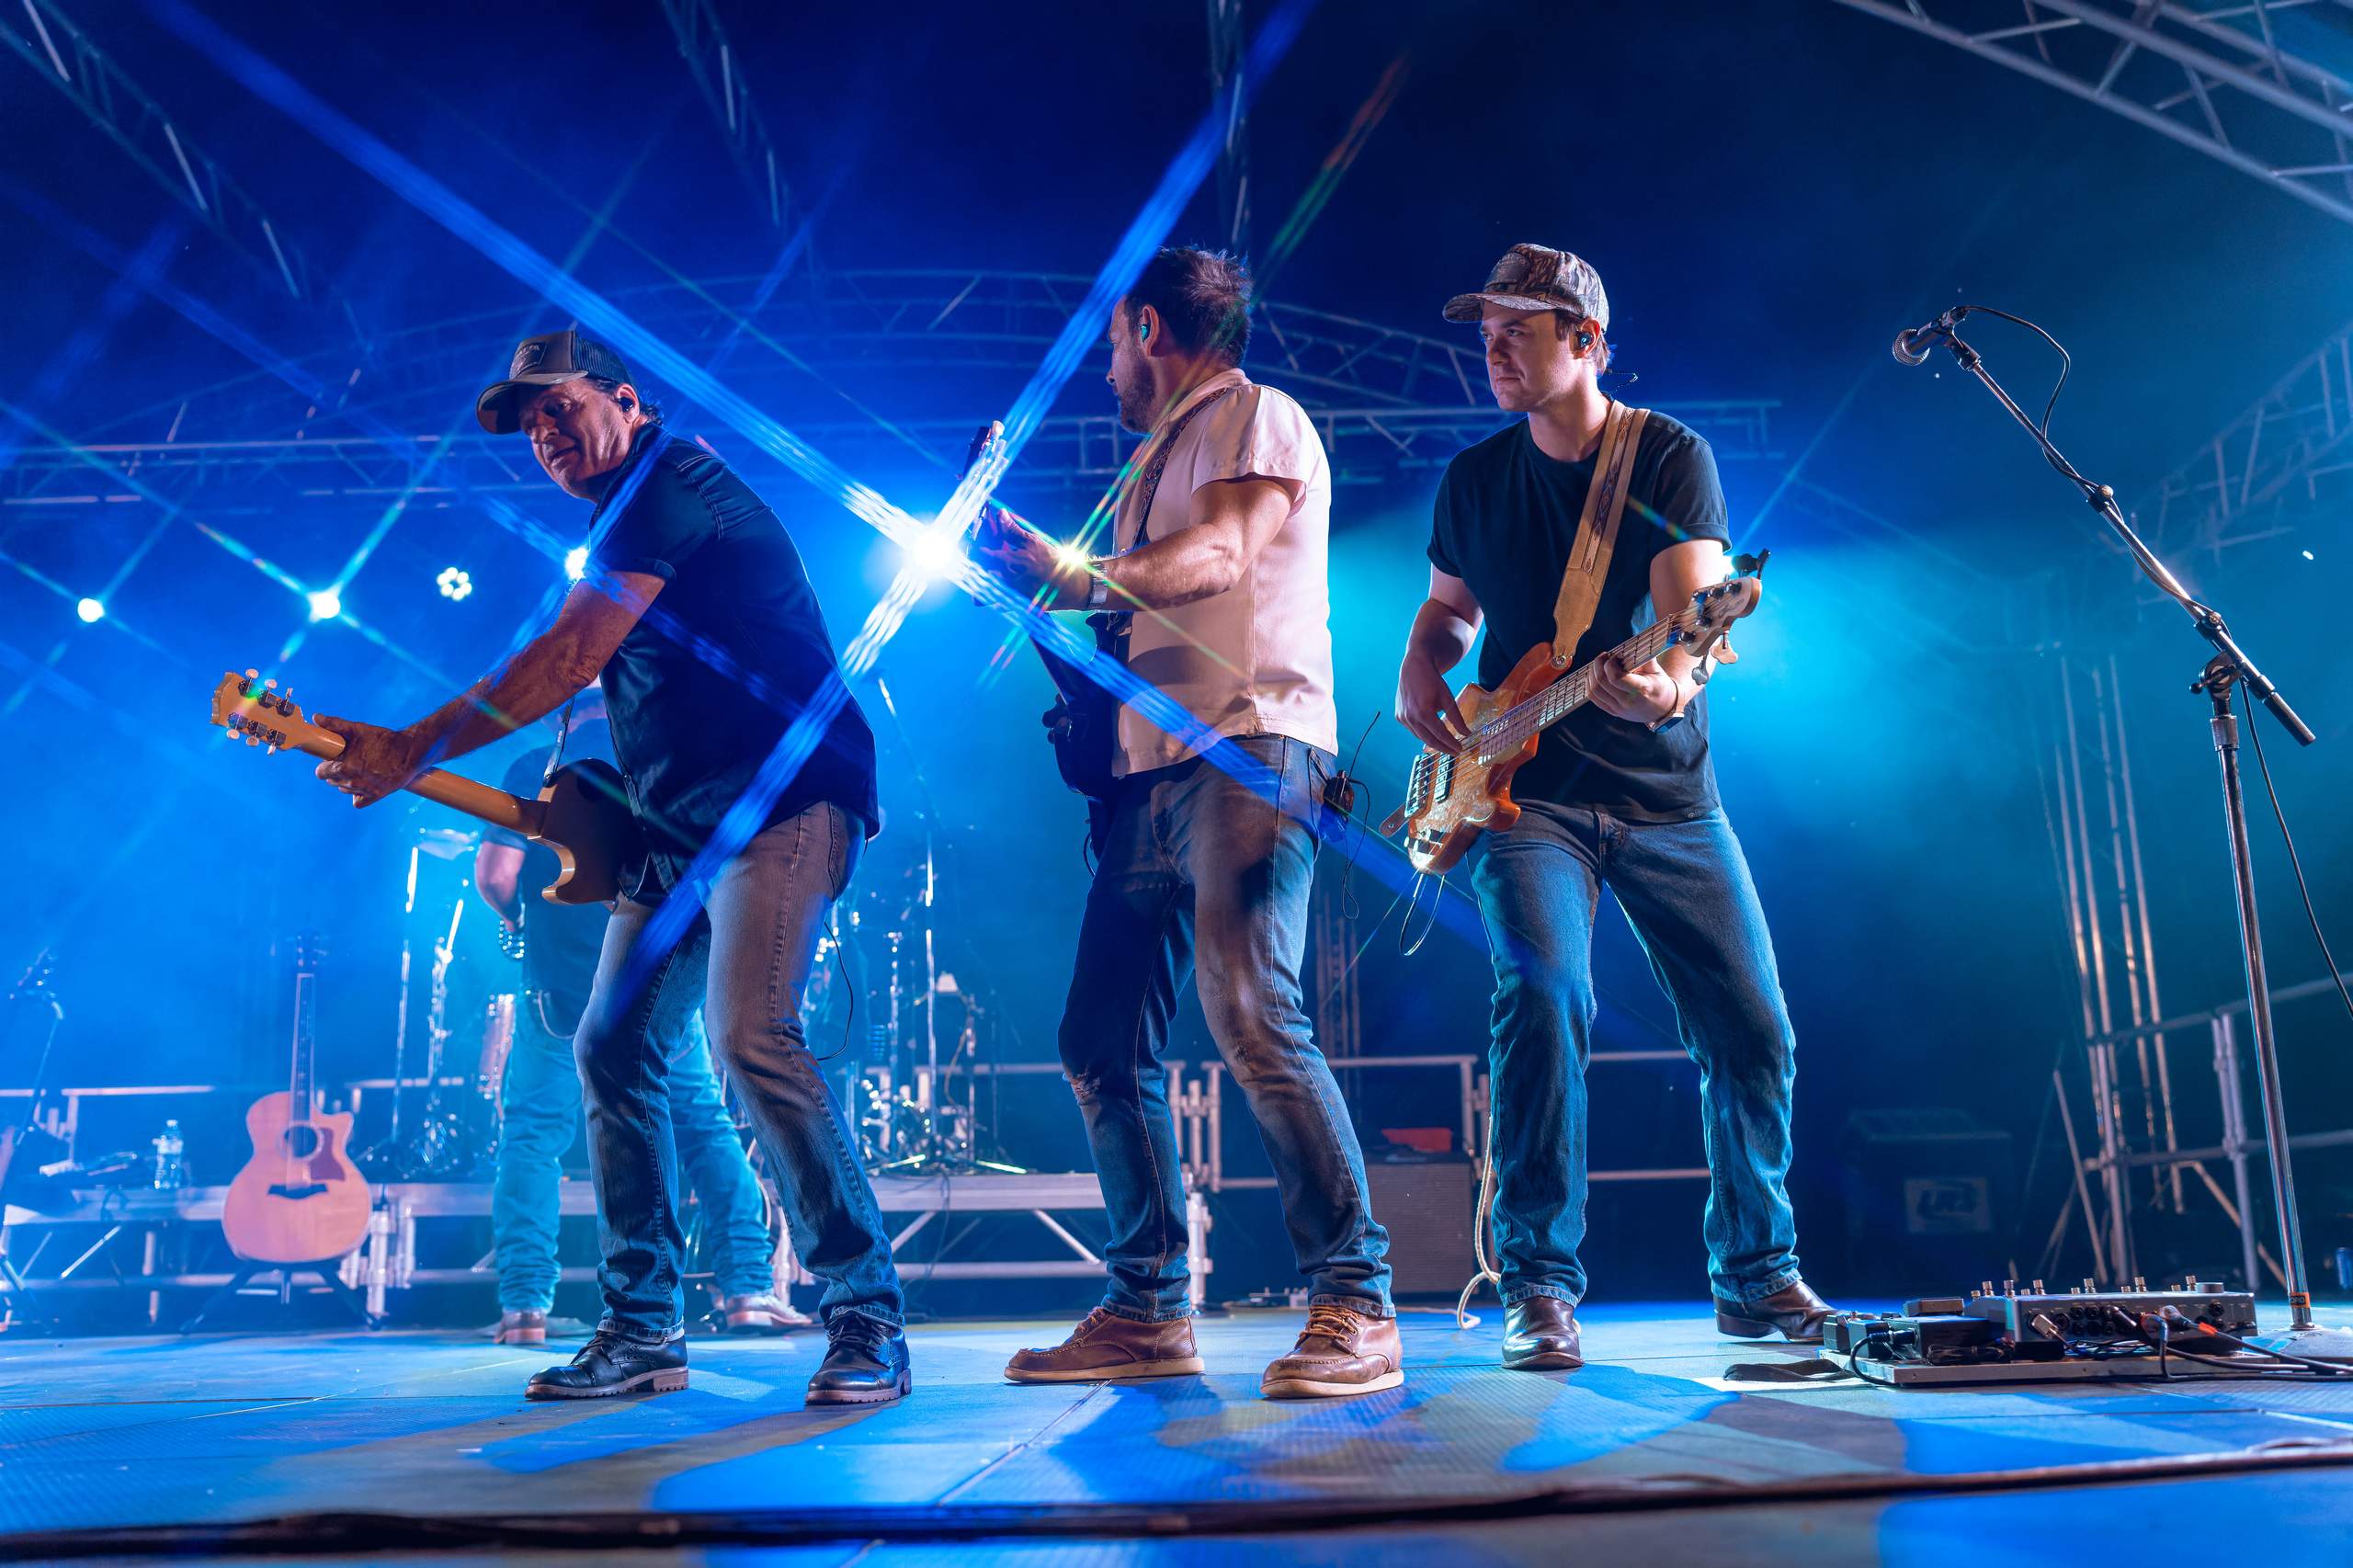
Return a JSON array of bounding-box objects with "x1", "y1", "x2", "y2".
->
[
  {"x1": 535, "y1": 758, "x2": 642, "y2": 906},
  {"x1": 1380, "y1": 567, "x2": 1767, "y2": 877},
  {"x1": 1387, "y1": 642, "x2": 1554, "y2": 875},
  {"x1": 222, "y1": 1092, "x2": 371, "y2": 1265}
]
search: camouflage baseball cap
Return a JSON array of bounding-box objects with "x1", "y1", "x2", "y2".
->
[
  {"x1": 1442, "y1": 244, "x2": 1609, "y2": 333},
  {"x1": 474, "y1": 330, "x2": 635, "y2": 434}
]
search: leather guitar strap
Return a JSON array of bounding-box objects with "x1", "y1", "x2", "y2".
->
[
  {"x1": 1547, "y1": 400, "x2": 1650, "y2": 669},
  {"x1": 1100, "y1": 382, "x2": 1239, "y2": 651}
]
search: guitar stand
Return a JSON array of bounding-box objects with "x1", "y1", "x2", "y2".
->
[{"x1": 180, "y1": 1260, "x2": 380, "y2": 1335}]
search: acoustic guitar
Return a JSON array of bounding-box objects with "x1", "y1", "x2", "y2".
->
[
  {"x1": 221, "y1": 934, "x2": 372, "y2": 1265},
  {"x1": 1381, "y1": 563, "x2": 1766, "y2": 876},
  {"x1": 208, "y1": 670, "x2": 641, "y2": 904}
]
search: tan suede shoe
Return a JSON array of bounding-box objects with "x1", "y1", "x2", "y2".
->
[
  {"x1": 1004, "y1": 1308, "x2": 1207, "y2": 1383},
  {"x1": 1259, "y1": 1303, "x2": 1404, "y2": 1399}
]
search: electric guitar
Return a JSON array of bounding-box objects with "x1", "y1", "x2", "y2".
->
[
  {"x1": 961, "y1": 424, "x2": 1123, "y2": 813},
  {"x1": 208, "y1": 671, "x2": 641, "y2": 904},
  {"x1": 221, "y1": 934, "x2": 373, "y2": 1265},
  {"x1": 1380, "y1": 562, "x2": 1767, "y2": 876}
]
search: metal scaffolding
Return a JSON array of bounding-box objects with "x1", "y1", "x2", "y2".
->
[
  {"x1": 1829, "y1": 0, "x2": 2353, "y2": 228},
  {"x1": 1207, "y1": 0, "x2": 1252, "y2": 253},
  {"x1": 2143, "y1": 318, "x2": 2353, "y2": 563},
  {"x1": 5, "y1": 0, "x2": 334, "y2": 308},
  {"x1": 655, "y1": 0, "x2": 794, "y2": 233},
  {"x1": 6, "y1": 271, "x2": 1779, "y2": 502}
]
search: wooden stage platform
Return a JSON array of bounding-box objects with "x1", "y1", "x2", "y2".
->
[{"x1": 6, "y1": 1303, "x2": 2353, "y2": 1563}]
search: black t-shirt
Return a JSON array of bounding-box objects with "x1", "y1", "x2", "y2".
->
[
  {"x1": 1427, "y1": 413, "x2": 1732, "y2": 823},
  {"x1": 585, "y1": 426, "x2": 880, "y2": 897},
  {"x1": 483, "y1": 722, "x2": 617, "y2": 1031}
]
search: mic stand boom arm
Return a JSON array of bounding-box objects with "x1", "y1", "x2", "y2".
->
[{"x1": 1921, "y1": 315, "x2": 2335, "y2": 1346}]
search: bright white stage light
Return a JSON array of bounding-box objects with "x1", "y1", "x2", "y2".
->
[
  {"x1": 564, "y1": 546, "x2": 588, "y2": 582},
  {"x1": 74, "y1": 597, "x2": 106, "y2": 624},
  {"x1": 436, "y1": 566, "x2": 473, "y2": 602},
  {"x1": 900, "y1": 528, "x2": 969, "y2": 585},
  {"x1": 307, "y1": 587, "x2": 343, "y2": 622}
]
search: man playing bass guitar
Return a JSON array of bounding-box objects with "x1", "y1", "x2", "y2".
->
[{"x1": 1393, "y1": 245, "x2": 1833, "y2": 1371}]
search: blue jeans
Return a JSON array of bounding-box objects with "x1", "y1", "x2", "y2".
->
[
  {"x1": 573, "y1": 802, "x2": 904, "y2": 1343},
  {"x1": 1058, "y1": 734, "x2": 1391, "y2": 1321},
  {"x1": 492, "y1": 1001, "x2": 774, "y2": 1313},
  {"x1": 1471, "y1": 800, "x2": 1801, "y2": 1308}
]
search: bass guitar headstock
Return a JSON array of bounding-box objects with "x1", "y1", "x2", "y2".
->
[
  {"x1": 209, "y1": 670, "x2": 345, "y2": 760},
  {"x1": 1674, "y1": 551, "x2": 1769, "y2": 666}
]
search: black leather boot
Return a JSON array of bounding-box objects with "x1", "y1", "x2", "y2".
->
[
  {"x1": 1713, "y1": 1278, "x2": 1835, "y2": 1344},
  {"x1": 806, "y1": 1312, "x2": 912, "y2": 1406},
  {"x1": 1502, "y1": 1298, "x2": 1585, "y2": 1370},
  {"x1": 525, "y1": 1331, "x2": 688, "y2": 1400}
]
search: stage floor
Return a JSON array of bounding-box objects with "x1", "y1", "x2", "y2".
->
[{"x1": 6, "y1": 1303, "x2": 2353, "y2": 1564}]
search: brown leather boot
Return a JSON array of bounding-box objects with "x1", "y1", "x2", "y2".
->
[
  {"x1": 494, "y1": 1309, "x2": 547, "y2": 1346},
  {"x1": 1714, "y1": 1278, "x2": 1835, "y2": 1344},
  {"x1": 1004, "y1": 1308, "x2": 1206, "y2": 1383},
  {"x1": 1502, "y1": 1298, "x2": 1583, "y2": 1370},
  {"x1": 1259, "y1": 1303, "x2": 1404, "y2": 1399},
  {"x1": 722, "y1": 1292, "x2": 813, "y2": 1335}
]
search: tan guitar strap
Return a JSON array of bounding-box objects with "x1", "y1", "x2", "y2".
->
[{"x1": 1548, "y1": 400, "x2": 1650, "y2": 668}]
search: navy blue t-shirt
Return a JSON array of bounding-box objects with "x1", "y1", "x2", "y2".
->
[
  {"x1": 584, "y1": 426, "x2": 879, "y2": 896},
  {"x1": 1427, "y1": 413, "x2": 1731, "y2": 823}
]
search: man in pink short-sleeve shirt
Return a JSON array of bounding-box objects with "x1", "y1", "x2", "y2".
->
[{"x1": 977, "y1": 246, "x2": 1397, "y2": 1402}]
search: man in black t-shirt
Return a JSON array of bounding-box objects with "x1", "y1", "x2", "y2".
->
[
  {"x1": 473, "y1": 692, "x2": 801, "y2": 1346},
  {"x1": 1395, "y1": 247, "x2": 1830, "y2": 1370},
  {"x1": 314, "y1": 332, "x2": 905, "y2": 1404}
]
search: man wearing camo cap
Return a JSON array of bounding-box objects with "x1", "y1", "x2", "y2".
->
[{"x1": 1392, "y1": 244, "x2": 1832, "y2": 1371}]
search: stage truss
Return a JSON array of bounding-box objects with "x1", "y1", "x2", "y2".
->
[
  {"x1": 2, "y1": 272, "x2": 1778, "y2": 507},
  {"x1": 1830, "y1": 0, "x2": 2353, "y2": 228}
]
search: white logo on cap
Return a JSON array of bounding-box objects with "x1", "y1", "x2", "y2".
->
[{"x1": 514, "y1": 340, "x2": 549, "y2": 374}]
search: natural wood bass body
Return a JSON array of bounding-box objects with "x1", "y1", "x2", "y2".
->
[
  {"x1": 221, "y1": 1092, "x2": 372, "y2": 1265},
  {"x1": 1381, "y1": 570, "x2": 1765, "y2": 876},
  {"x1": 1390, "y1": 642, "x2": 1559, "y2": 876}
]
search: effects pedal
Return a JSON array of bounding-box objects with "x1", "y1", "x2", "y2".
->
[{"x1": 1827, "y1": 1277, "x2": 2264, "y2": 1386}]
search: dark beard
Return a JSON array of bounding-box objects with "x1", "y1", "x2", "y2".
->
[{"x1": 1114, "y1": 368, "x2": 1154, "y2": 435}]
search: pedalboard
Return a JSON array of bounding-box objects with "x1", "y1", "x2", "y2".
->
[{"x1": 1825, "y1": 1277, "x2": 2264, "y2": 1386}]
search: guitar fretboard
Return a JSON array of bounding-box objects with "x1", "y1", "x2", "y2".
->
[{"x1": 1474, "y1": 616, "x2": 1684, "y2": 761}]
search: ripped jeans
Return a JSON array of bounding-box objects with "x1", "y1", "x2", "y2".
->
[{"x1": 1054, "y1": 733, "x2": 1392, "y2": 1321}]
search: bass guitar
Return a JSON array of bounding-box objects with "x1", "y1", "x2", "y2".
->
[
  {"x1": 208, "y1": 670, "x2": 641, "y2": 904},
  {"x1": 221, "y1": 934, "x2": 372, "y2": 1265},
  {"x1": 1381, "y1": 563, "x2": 1766, "y2": 876}
]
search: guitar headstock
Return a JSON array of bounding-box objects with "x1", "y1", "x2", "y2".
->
[
  {"x1": 1674, "y1": 554, "x2": 1768, "y2": 664},
  {"x1": 209, "y1": 670, "x2": 344, "y2": 759}
]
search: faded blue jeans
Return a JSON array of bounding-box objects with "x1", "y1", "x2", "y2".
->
[
  {"x1": 1057, "y1": 733, "x2": 1392, "y2": 1321},
  {"x1": 1472, "y1": 800, "x2": 1801, "y2": 1309},
  {"x1": 574, "y1": 802, "x2": 904, "y2": 1343},
  {"x1": 492, "y1": 999, "x2": 773, "y2": 1315}
]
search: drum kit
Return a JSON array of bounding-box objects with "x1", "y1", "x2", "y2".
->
[{"x1": 358, "y1": 806, "x2": 1013, "y2": 1183}]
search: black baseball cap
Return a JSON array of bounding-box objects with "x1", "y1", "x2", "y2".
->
[{"x1": 474, "y1": 331, "x2": 635, "y2": 434}]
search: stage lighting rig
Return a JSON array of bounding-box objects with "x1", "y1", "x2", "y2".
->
[
  {"x1": 306, "y1": 587, "x2": 342, "y2": 622},
  {"x1": 74, "y1": 597, "x2": 105, "y2": 624},
  {"x1": 435, "y1": 566, "x2": 473, "y2": 602}
]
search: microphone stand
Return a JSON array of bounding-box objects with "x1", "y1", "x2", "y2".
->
[{"x1": 1918, "y1": 311, "x2": 2347, "y2": 1361}]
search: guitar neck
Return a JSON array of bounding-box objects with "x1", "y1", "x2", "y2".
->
[
  {"x1": 285, "y1": 732, "x2": 544, "y2": 838},
  {"x1": 1481, "y1": 618, "x2": 1682, "y2": 756}
]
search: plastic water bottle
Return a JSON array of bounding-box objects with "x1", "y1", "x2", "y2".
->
[{"x1": 151, "y1": 1119, "x2": 185, "y2": 1189}]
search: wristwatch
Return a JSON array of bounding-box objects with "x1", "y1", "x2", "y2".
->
[{"x1": 1083, "y1": 570, "x2": 1110, "y2": 612}]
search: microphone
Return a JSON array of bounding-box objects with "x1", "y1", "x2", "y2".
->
[{"x1": 1892, "y1": 308, "x2": 1961, "y2": 367}]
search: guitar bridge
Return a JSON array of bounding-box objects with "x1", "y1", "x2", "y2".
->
[{"x1": 266, "y1": 1183, "x2": 330, "y2": 1200}]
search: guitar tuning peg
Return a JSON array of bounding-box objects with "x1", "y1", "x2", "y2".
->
[
  {"x1": 244, "y1": 733, "x2": 258, "y2": 746},
  {"x1": 244, "y1": 667, "x2": 258, "y2": 680}
]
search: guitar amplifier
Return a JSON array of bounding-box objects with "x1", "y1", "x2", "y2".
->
[{"x1": 1364, "y1": 1160, "x2": 1477, "y2": 1298}]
